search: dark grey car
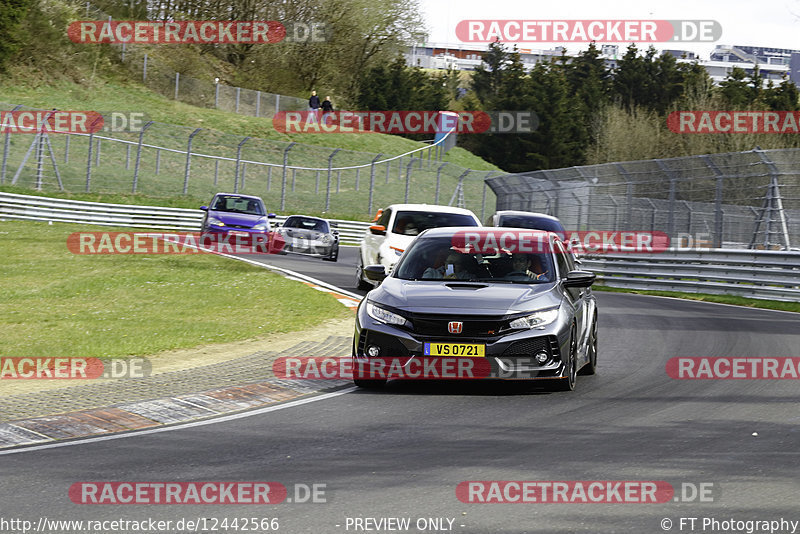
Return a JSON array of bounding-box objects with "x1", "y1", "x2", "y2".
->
[
  {"x1": 352, "y1": 227, "x2": 598, "y2": 391},
  {"x1": 277, "y1": 215, "x2": 339, "y2": 261}
]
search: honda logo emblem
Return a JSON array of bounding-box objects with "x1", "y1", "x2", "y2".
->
[{"x1": 448, "y1": 321, "x2": 463, "y2": 334}]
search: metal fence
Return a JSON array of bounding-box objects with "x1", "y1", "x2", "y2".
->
[
  {"x1": 0, "y1": 191, "x2": 371, "y2": 244},
  {"x1": 581, "y1": 249, "x2": 800, "y2": 302},
  {"x1": 0, "y1": 101, "x2": 497, "y2": 220},
  {"x1": 488, "y1": 148, "x2": 800, "y2": 251}
]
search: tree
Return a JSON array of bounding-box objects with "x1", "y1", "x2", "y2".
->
[
  {"x1": 0, "y1": 0, "x2": 30, "y2": 71},
  {"x1": 719, "y1": 67, "x2": 753, "y2": 108}
]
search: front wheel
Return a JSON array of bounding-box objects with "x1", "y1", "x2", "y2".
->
[
  {"x1": 554, "y1": 325, "x2": 578, "y2": 391},
  {"x1": 579, "y1": 315, "x2": 598, "y2": 376},
  {"x1": 353, "y1": 378, "x2": 386, "y2": 389},
  {"x1": 355, "y1": 254, "x2": 372, "y2": 290}
]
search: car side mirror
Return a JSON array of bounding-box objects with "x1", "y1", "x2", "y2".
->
[
  {"x1": 563, "y1": 270, "x2": 595, "y2": 288},
  {"x1": 200, "y1": 206, "x2": 208, "y2": 211},
  {"x1": 369, "y1": 224, "x2": 386, "y2": 236},
  {"x1": 267, "y1": 213, "x2": 276, "y2": 218},
  {"x1": 364, "y1": 265, "x2": 387, "y2": 282}
]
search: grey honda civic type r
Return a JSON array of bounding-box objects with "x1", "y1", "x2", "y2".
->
[{"x1": 352, "y1": 227, "x2": 598, "y2": 391}]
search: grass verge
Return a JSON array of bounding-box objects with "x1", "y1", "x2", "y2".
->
[
  {"x1": 0, "y1": 220, "x2": 351, "y2": 359},
  {"x1": 593, "y1": 284, "x2": 800, "y2": 313}
]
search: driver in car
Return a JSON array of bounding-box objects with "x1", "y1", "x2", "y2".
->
[
  {"x1": 508, "y1": 254, "x2": 550, "y2": 280},
  {"x1": 423, "y1": 250, "x2": 474, "y2": 280}
]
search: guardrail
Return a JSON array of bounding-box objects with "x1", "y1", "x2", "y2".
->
[
  {"x1": 0, "y1": 192, "x2": 370, "y2": 244},
  {"x1": 3, "y1": 191, "x2": 798, "y2": 301},
  {"x1": 580, "y1": 249, "x2": 800, "y2": 302}
]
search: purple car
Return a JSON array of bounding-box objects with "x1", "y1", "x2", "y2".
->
[{"x1": 200, "y1": 193, "x2": 277, "y2": 235}]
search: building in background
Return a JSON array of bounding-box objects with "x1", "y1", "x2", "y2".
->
[{"x1": 406, "y1": 43, "x2": 800, "y2": 88}]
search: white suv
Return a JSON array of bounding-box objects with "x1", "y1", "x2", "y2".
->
[{"x1": 355, "y1": 204, "x2": 482, "y2": 289}]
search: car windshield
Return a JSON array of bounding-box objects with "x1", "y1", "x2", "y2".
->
[
  {"x1": 285, "y1": 217, "x2": 328, "y2": 232},
  {"x1": 394, "y1": 236, "x2": 555, "y2": 283},
  {"x1": 391, "y1": 211, "x2": 478, "y2": 236},
  {"x1": 497, "y1": 215, "x2": 564, "y2": 236},
  {"x1": 212, "y1": 196, "x2": 265, "y2": 216}
]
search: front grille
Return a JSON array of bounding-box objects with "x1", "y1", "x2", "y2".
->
[
  {"x1": 228, "y1": 224, "x2": 251, "y2": 229},
  {"x1": 411, "y1": 314, "x2": 507, "y2": 337},
  {"x1": 501, "y1": 335, "x2": 558, "y2": 358}
]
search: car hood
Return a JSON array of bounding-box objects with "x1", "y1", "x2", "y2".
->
[
  {"x1": 372, "y1": 277, "x2": 562, "y2": 315},
  {"x1": 209, "y1": 211, "x2": 264, "y2": 227}
]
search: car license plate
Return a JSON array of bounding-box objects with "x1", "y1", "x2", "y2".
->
[
  {"x1": 424, "y1": 342, "x2": 485, "y2": 357},
  {"x1": 230, "y1": 231, "x2": 249, "y2": 236}
]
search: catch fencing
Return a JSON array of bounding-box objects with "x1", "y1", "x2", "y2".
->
[
  {"x1": 488, "y1": 148, "x2": 800, "y2": 251},
  {"x1": 0, "y1": 101, "x2": 497, "y2": 220}
]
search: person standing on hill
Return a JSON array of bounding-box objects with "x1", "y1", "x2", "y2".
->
[{"x1": 308, "y1": 90, "x2": 321, "y2": 114}]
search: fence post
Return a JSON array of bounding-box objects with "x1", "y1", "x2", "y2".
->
[
  {"x1": 256, "y1": 91, "x2": 261, "y2": 117},
  {"x1": 325, "y1": 148, "x2": 341, "y2": 212},
  {"x1": 214, "y1": 82, "x2": 219, "y2": 108},
  {"x1": 267, "y1": 166, "x2": 272, "y2": 191},
  {"x1": 368, "y1": 153, "x2": 383, "y2": 215},
  {"x1": 125, "y1": 144, "x2": 131, "y2": 170},
  {"x1": 235, "y1": 87, "x2": 241, "y2": 114},
  {"x1": 86, "y1": 131, "x2": 95, "y2": 192},
  {"x1": 404, "y1": 158, "x2": 416, "y2": 203},
  {"x1": 385, "y1": 160, "x2": 390, "y2": 183},
  {"x1": 83, "y1": 115, "x2": 104, "y2": 193},
  {"x1": 174, "y1": 72, "x2": 180, "y2": 100},
  {"x1": 315, "y1": 170, "x2": 320, "y2": 194},
  {"x1": 355, "y1": 167, "x2": 360, "y2": 191},
  {"x1": 155, "y1": 149, "x2": 160, "y2": 175},
  {"x1": 233, "y1": 136, "x2": 250, "y2": 193},
  {"x1": 291, "y1": 168, "x2": 296, "y2": 192},
  {"x1": 183, "y1": 128, "x2": 202, "y2": 195},
  {"x1": 280, "y1": 142, "x2": 296, "y2": 211},
  {"x1": 275, "y1": 94, "x2": 280, "y2": 114},
  {"x1": 656, "y1": 159, "x2": 677, "y2": 237},
  {"x1": 214, "y1": 159, "x2": 219, "y2": 186},
  {"x1": 435, "y1": 162, "x2": 449, "y2": 205},
  {"x1": 701, "y1": 155, "x2": 726, "y2": 248},
  {"x1": 132, "y1": 120, "x2": 153, "y2": 193},
  {"x1": 143, "y1": 53, "x2": 147, "y2": 82},
  {"x1": 1, "y1": 105, "x2": 23, "y2": 184},
  {"x1": 95, "y1": 139, "x2": 101, "y2": 167},
  {"x1": 64, "y1": 135, "x2": 70, "y2": 164},
  {"x1": 480, "y1": 171, "x2": 495, "y2": 220},
  {"x1": 336, "y1": 169, "x2": 341, "y2": 193}
]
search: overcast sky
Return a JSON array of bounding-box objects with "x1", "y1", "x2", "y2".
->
[{"x1": 418, "y1": 0, "x2": 800, "y2": 59}]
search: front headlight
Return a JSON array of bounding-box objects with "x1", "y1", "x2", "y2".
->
[
  {"x1": 207, "y1": 217, "x2": 225, "y2": 227},
  {"x1": 321, "y1": 234, "x2": 332, "y2": 244},
  {"x1": 252, "y1": 222, "x2": 269, "y2": 231},
  {"x1": 509, "y1": 308, "x2": 559, "y2": 329},
  {"x1": 366, "y1": 301, "x2": 408, "y2": 326}
]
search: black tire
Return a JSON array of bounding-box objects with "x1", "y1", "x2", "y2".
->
[
  {"x1": 353, "y1": 378, "x2": 387, "y2": 389},
  {"x1": 355, "y1": 254, "x2": 372, "y2": 290},
  {"x1": 579, "y1": 315, "x2": 598, "y2": 376},
  {"x1": 554, "y1": 325, "x2": 578, "y2": 391},
  {"x1": 323, "y1": 245, "x2": 339, "y2": 262}
]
